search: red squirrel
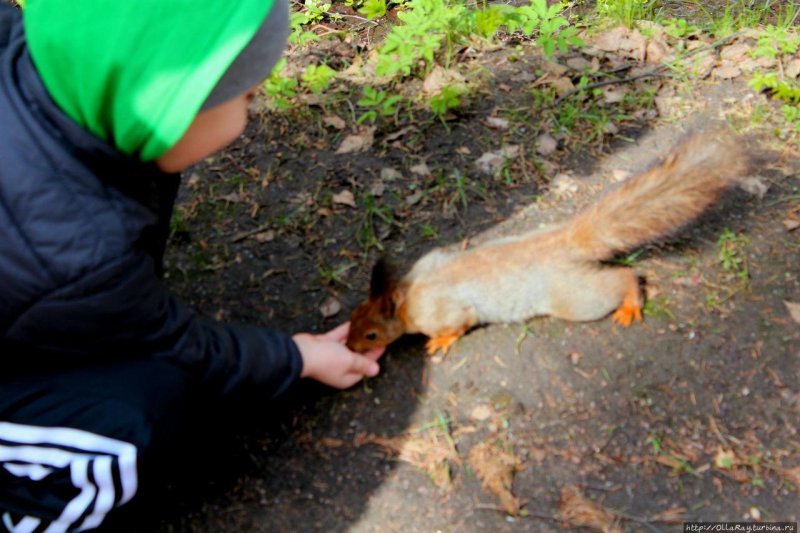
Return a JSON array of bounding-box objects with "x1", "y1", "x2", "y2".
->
[{"x1": 346, "y1": 130, "x2": 750, "y2": 355}]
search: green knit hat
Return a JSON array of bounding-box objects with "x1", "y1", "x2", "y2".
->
[{"x1": 23, "y1": 0, "x2": 285, "y2": 161}]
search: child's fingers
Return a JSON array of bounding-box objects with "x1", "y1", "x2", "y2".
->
[{"x1": 350, "y1": 353, "x2": 379, "y2": 377}]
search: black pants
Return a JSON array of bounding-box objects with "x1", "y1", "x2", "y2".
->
[{"x1": 0, "y1": 358, "x2": 196, "y2": 532}]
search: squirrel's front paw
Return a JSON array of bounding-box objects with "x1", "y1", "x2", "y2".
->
[{"x1": 425, "y1": 334, "x2": 461, "y2": 356}]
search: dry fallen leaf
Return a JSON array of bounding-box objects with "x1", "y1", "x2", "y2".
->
[
  {"x1": 380, "y1": 167, "x2": 403, "y2": 181},
  {"x1": 600, "y1": 84, "x2": 629, "y2": 104},
  {"x1": 783, "y1": 465, "x2": 800, "y2": 486},
  {"x1": 468, "y1": 441, "x2": 521, "y2": 515},
  {"x1": 536, "y1": 133, "x2": 558, "y2": 156},
  {"x1": 486, "y1": 117, "x2": 510, "y2": 130},
  {"x1": 253, "y1": 229, "x2": 275, "y2": 243},
  {"x1": 332, "y1": 190, "x2": 357, "y2": 208},
  {"x1": 592, "y1": 25, "x2": 647, "y2": 61},
  {"x1": 358, "y1": 431, "x2": 459, "y2": 492},
  {"x1": 713, "y1": 63, "x2": 742, "y2": 80},
  {"x1": 410, "y1": 162, "x2": 431, "y2": 177},
  {"x1": 335, "y1": 127, "x2": 375, "y2": 154},
  {"x1": 469, "y1": 404, "x2": 493, "y2": 421},
  {"x1": 319, "y1": 296, "x2": 342, "y2": 318},
  {"x1": 559, "y1": 485, "x2": 622, "y2": 533},
  {"x1": 714, "y1": 447, "x2": 737, "y2": 469},
  {"x1": 784, "y1": 301, "x2": 800, "y2": 325},
  {"x1": 649, "y1": 506, "x2": 687, "y2": 524},
  {"x1": 783, "y1": 218, "x2": 800, "y2": 231},
  {"x1": 322, "y1": 115, "x2": 346, "y2": 130}
]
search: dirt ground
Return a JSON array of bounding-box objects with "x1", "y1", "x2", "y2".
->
[{"x1": 129, "y1": 15, "x2": 800, "y2": 533}]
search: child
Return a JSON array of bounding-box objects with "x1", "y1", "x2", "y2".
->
[{"x1": 0, "y1": 1, "x2": 384, "y2": 530}]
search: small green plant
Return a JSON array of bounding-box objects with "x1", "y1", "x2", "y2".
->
[
  {"x1": 508, "y1": 0, "x2": 583, "y2": 58},
  {"x1": 748, "y1": 25, "x2": 800, "y2": 133},
  {"x1": 301, "y1": 63, "x2": 337, "y2": 94},
  {"x1": 663, "y1": 18, "x2": 698, "y2": 39},
  {"x1": 429, "y1": 85, "x2": 462, "y2": 118},
  {"x1": 596, "y1": 0, "x2": 657, "y2": 28},
  {"x1": 358, "y1": 0, "x2": 387, "y2": 19},
  {"x1": 752, "y1": 24, "x2": 799, "y2": 60},
  {"x1": 418, "y1": 223, "x2": 439, "y2": 239},
  {"x1": 263, "y1": 60, "x2": 298, "y2": 109},
  {"x1": 356, "y1": 86, "x2": 403, "y2": 123}
]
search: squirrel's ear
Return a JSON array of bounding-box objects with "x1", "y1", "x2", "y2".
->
[{"x1": 369, "y1": 259, "x2": 395, "y2": 298}]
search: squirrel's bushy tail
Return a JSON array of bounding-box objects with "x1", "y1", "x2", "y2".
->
[{"x1": 563, "y1": 129, "x2": 750, "y2": 261}]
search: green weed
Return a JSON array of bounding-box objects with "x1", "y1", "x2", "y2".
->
[
  {"x1": 301, "y1": 63, "x2": 337, "y2": 94},
  {"x1": 263, "y1": 59, "x2": 298, "y2": 109},
  {"x1": 596, "y1": 0, "x2": 658, "y2": 28},
  {"x1": 357, "y1": 86, "x2": 403, "y2": 124}
]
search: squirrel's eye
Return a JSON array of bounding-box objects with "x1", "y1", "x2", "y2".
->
[{"x1": 365, "y1": 332, "x2": 378, "y2": 341}]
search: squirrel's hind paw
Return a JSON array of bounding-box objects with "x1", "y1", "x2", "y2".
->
[{"x1": 612, "y1": 301, "x2": 643, "y2": 326}]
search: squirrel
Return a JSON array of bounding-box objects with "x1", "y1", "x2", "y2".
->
[{"x1": 346, "y1": 130, "x2": 750, "y2": 355}]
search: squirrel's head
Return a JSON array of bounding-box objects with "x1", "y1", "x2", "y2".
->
[{"x1": 346, "y1": 260, "x2": 406, "y2": 353}]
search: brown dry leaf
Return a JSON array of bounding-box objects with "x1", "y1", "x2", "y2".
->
[
  {"x1": 559, "y1": 485, "x2": 623, "y2": 533},
  {"x1": 787, "y1": 57, "x2": 800, "y2": 78},
  {"x1": 649, "y1": 506, "x2": 687, "y2": 524},
  {"x1": 784, "y1": 301, "x2": 800, "y2": 324},
  {"x1": 410, "y1": 162, "x2": 431, "y2": 177},
  {"x1": 645, "y1": 37, "x2": 671, "y2": 64},
  {"x1": 536, "y1": 133, "x2": 558, "y2": 156},
  {"x1": 469, "y1": 404, "x2": 493, "y2": 421},
  {"x1": 319, "y1": 437, "x2": 344, "y2": 448},
  {"x1": 713, "y1": 63, "x2": 742, "y2": 80},
  {"x1": 422, "y1": 65, "x2": 465, "y2": 95},
  {"x1": 358, "y1": 431, "x2": 459, "y2": 492},
  {"x1": 319, "y1": 296, "x2": 342, "y2": 318},
  {"x1": 253, "y1": 229, "x2": 275, "y2": 243},
  {"x1": 782, "y1": 465, "x2": 800, "y2": 486},
  {"x1": 335, "y1": 127, "x2": 375, "y2": 154},
  {"x1": 600, "y1": 84, "x2": 629, "y2": 104},
  {"x1": 720, "y1": 42, "x2": 752, "y2": 62},
  {"x1": 332, "y1": 190, "x2": 357, "y2": 208},
  {"x1": 468, "y1": 441, "x2": 521, "y2": 515},
  {"x1": 714, "y1": 447, "x2": 737, "y2": 469},
  {"x1": 486, "y1": 117, "x2": 510, "y2": 130},
  {"x1": 551, "y1": 76, "x2": 575, "y2": 96},
  {"x1": 784, "y1": 218, "x2": 800, "y2": 231},
  {"x1": 689, "y1": 52, "x2": 717, "y2": 79},
  {"x1": 592, "y1": 25, "x2": 647, "y2": 61},
  {"x1": 322, "y1": 115, "x2": 346, "y2": 130}
]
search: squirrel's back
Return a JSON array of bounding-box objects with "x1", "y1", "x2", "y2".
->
[{"x1": 562, "y1": 130, "x2": 750, "y2": 260}]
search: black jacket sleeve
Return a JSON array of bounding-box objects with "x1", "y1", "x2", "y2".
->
[{"x1": 5, "y1": 249, "x2": 303, "y2": 400}]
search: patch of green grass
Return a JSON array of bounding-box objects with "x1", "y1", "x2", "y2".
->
[
  {"x1": 356, "y1": 195, "x2": 400, "y2": 252},
  {"x1": 717, "y1": 228, "x2": 750, "y2": 285},
  {"x1": 596, "y1": 0, "x2": 659, "y2": 28},
  {"x1": 318, "y1": 261, "x2": 356, "y2": 287},
  {"x1": 642, "y1": 294, "x2": 676, "y2": 321}
]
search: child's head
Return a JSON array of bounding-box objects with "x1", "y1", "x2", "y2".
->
[{"x1": 22, "y1": 0, "x2": 288, "y2": 171}]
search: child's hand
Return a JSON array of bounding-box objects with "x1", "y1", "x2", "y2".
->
[{"x1": 293, "y1": 322, "x2": 385, "y2": 389}]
